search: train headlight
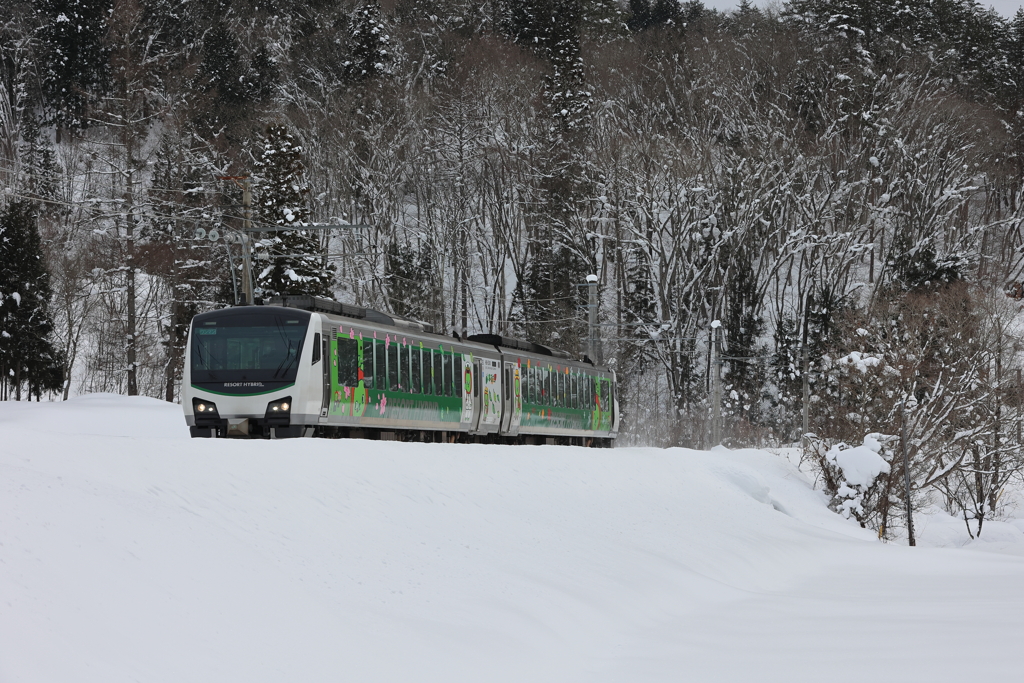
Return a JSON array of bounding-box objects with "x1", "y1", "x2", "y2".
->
[
  {"x1": 265, "y1": 397, "x2": 292, "y2": 427},
  {"x1": 192, "y1": 398, "x2": 219, "y2": 416},
  {"x1": 268, "y1": 398, "x2": 290, "y2": 413}
]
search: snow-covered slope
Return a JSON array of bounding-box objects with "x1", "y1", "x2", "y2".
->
[{"x1": 2, "y1": 396, "x2": 1023, "y2": 682}]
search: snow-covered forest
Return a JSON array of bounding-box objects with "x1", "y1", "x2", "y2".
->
[{"x1": 2, "y1": 1, "x2": 1024, "y2": 533}]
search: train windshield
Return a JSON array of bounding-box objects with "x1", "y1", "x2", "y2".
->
[{"x1": 190, "y1": 309, "x2": 310, "y2": 387}]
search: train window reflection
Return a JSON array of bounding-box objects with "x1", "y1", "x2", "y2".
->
[
  {"x1": 442, "y1": 353, "x2": 453, "y2": 397},
  {"x1": 388, "y1": 342, "x2": 400, "y2": 391},
  {"x1": 432, "y1": 350, "x2": 443, "y2": 396},
  {"x1": 337, "y1": 338, "x2": 359, "y2": 386},
  {"x1": 411, "y1": 347, "x2": 421, "y2": 394}
]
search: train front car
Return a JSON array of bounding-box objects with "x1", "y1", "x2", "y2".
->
[{"x1": 183, "y1": 306, "x2": 321, "y2": 438}]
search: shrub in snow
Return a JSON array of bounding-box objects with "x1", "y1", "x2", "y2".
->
[
  {"x1": 806, "y1": 433, "x2": 897, "y2": 531},
  {"x1": 824, "y1": 435, "x2": 891, "y2": 521}
]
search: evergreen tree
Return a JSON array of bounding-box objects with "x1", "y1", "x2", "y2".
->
[
  {"x1": 194, "y1": 8, "x2": 278, "y2": 133},
  {"x1": 252, "y1": 124, "x2": 334, "y2": 299},
  {"x1": 345, "y1": 1, "x2": 392, "y2": 82},
  {"x1": 384, "y1": 239, "x2": 434, "y2": 321},
  {"x1": 627, "y1": 0, "x2": 681, "y2": 32},
  {"x1": 580, "y1": 0, "x2": 627, "y2": 39},
  {"x1": 0, "y1": 201, "x2": 63, "y2": 400},
  {"x1": 18, "y1": 116, "x2": 59, "y2": 202},
  {"x1": 35, "y1": 0, "x2": 111, "y2": 134}
]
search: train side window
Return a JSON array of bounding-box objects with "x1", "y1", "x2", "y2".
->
[
  {"x1": 374, "y1": 340, "x2": 385, "y2": 388},
  {"x1": 312, "y1": 333, "x2": 321, "y2": 364},
  {"x1": 436, "y1": 352, "x2": 444, "y2": 395},
  {"x1": 570, "y1": 374, "x2": 577, "y2": 410},
  {"x1": 399, "y1": 344, "x2": 410, "y2": 391},
  {"x1": 361, "y1": 340, "x2": 373, "y2": 389},
  {"x1": 527, "y1": 366, "x2": 534, "y2": 404},
  {"x1": 442, "y1": 352, "x2": 453, "y2": 396},
  {"x1": 424, "y1": 350, "x2": 434, "y2": 395},
  {"x1": 410, "y1": 347, "x2": 421, "y2": 394},
  {"x1": 543, "y1": 368, "x2": 551, "y2": 406},
  {"x1": 338, "y1": 338, "x2": 359, "y2": 386},
  {"x1": 388, "y1": 342, "x2": 399, "y2": 391},
  {"x1": 454, "y1": 354, "x2": 463, "y2": 398},
  {"x1": 558, "y1": 372, "x2": 565, "y2": 408},
  {"x1": 599, "y1": 379, "x2": 608, "y2": 410}
]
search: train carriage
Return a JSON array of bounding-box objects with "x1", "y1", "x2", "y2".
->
[{"x1": 183, "y1": 296, "x2": 618, "y2": 445}]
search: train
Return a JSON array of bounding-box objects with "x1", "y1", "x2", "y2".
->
[{"x1": 182, "y1": 295, "x2": 619, "y2": 446}]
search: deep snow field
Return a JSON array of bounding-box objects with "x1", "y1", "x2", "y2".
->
[{"x1": 3, "y1": 395, "x2": 1024, "y2": 683}]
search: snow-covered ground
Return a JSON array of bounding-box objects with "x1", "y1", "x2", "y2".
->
[{"x1": 3, "y1": 395, "x2": 1024, "y2": 683}]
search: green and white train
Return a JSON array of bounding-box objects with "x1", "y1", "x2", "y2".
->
[{"x1": 183, "y1": 296, "x2": 618, "y2": 446}]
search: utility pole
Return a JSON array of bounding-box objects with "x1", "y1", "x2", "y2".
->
[
  {"x1": 217, "y1": 176, "x2": 370, "y2": 306},
  {"x1": 800, "y1": 305, "x2": 810, "y2": 450},
  {"x1": 900, "y1": 397, "x2": 917, "y2": 546},
  {"x1": 711, "y1": 320, "x2": 722, "y2": 445},
  {"x1": 218, "y1": 176, "x2": 255, "y2": 305},
  {"x1": 240, "y1": 178, "x2": 254, "y2": 305},
  {"x1": 801, "y1": 345, "x2": 810, "y2": 449},
  {"x1": 586, "y1": 274, "x2": 600, "y2": 365},
  {"x1": 1017, "y1": 368, "x2": 1021, "y2": 447},
  {"x1": 125, "y1": 167, "x2": 138, "y2": 396}
]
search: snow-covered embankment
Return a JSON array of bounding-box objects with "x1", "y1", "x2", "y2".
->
[{"x1": 2, "y1": 395, "x2": 1023, "y2": 682}]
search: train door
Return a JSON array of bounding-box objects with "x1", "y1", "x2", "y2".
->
[
  {"x1": 470, "y1": 358, "x2": 483, "y2": 433},
  {"x1": 500, "y1": 363, "x2": 513, "y2": 433},
  {"x1": 509, "y1": 361, "x2": 522, "y2": 434},
  {"x1": 500, "y1": 361, "x2": 522, "y2": 435},
  {"x1": 318, "y1": 329, "x2": 330, "y2": 421},
  {"x1": 610, "y1": 371, "x2": 619, "y2": 436},
  {"x1": 481, "y1": 359, "x2": 501, "y2": 431}
]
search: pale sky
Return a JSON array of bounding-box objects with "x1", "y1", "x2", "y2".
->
[{"x1": 702, "y1": 0, "x2": 1022, "y2": 19}]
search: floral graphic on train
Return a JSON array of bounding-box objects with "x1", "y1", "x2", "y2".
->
[
  {"x1": 461, "y1": 352, "x2": 474, "y2": 423},
  {"x1": 513, "y1": 365, "x2": 521, "y2": 412},
  {"x1": 329, "y1": 331, "x2": 367, "y2": 418},
  {"x1": 482, "y1": 363, "x2": 501, "y2": 421}
]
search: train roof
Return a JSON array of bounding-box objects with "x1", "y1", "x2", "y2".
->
[
  {"x1": 264, "y1": 295, "x2": 599, "y2": 369},
  {"x1": 267, "y1": 295, "x2": 433, "y2": 334},
  {"x1": 465, "y1": 334, "x2": 575, "y2": 362}
]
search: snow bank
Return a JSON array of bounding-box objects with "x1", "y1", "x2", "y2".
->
[{"x1": 2, "y1": 397, "x2": 1024, "y2": 683}]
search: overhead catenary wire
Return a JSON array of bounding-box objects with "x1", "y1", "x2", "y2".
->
[{"x1": 5, "y1": 181, "x2": 634, "y2": 328}]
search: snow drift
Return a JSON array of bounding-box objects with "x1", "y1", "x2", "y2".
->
[{"x1": 2, "y1": 395, "x2": 1023, "y2": 682}]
